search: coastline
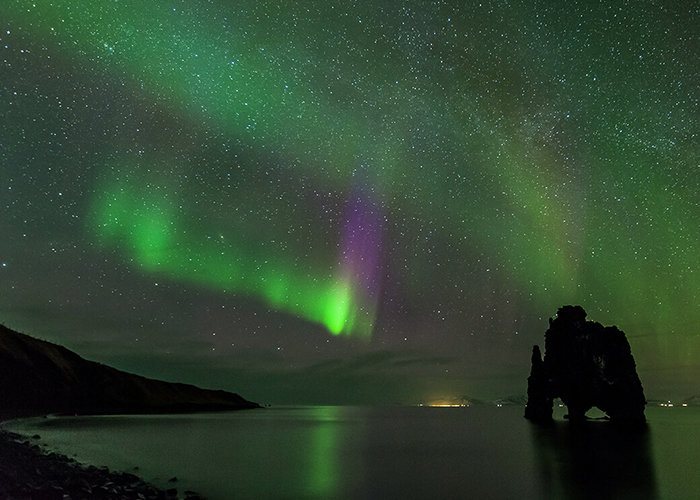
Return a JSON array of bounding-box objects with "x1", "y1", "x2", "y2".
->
[{"x1": 0, "y1": 425, "x2": 206, "y2": 500}]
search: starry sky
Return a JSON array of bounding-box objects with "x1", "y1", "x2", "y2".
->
[{"x1": 1, "y1": 0, "x2": 698, "y2": 405}]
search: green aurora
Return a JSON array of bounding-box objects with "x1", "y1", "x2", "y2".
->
[
  {"x1": 1, "y1": 0, "x2": 699, "y2": 401},
  {"x1": 89, "y1": 165, "x2": 375, "y2": 337}
]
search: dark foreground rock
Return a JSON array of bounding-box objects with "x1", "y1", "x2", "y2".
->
[
  {"x1": 0, "y1": 429, "x2": 205, "y2": 500},
  {"x1": 0, "y1": 324, "x2": 261, "y2": 420},
  {"x1": 525, "y1": 305, "x2": 646, "y2": 423}
]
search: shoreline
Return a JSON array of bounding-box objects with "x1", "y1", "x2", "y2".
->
[{"x1": 0, "y1": 427, "x2": 206, "y2": 500}]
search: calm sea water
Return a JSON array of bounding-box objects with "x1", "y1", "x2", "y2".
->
[{"x1": 5, "y1": 405, "x2": 700, "y2": 500}]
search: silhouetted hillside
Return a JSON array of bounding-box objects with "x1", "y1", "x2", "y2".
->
[{"x1": 0, "y1": 324, "x2": 260, "y2": 419}]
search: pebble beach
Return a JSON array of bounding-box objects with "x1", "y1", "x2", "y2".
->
[{"x1": 0, "y1": 429, "x2": 205, "y2": 500}]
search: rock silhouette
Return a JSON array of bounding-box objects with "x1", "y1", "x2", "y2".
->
[
  {"x1": 525, "y1": 305, "x2": 646, "y2": 423},
  {"x1": 0, "y1": 323, "x2": 261, "y2": 419}
]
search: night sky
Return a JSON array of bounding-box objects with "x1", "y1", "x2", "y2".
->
[{"x1": 1, "y1": 0, "x2": 698, "y2": 405}]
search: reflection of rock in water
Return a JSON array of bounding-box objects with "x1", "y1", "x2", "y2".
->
[
  {"x1": 530, "y1": 421, "x2": 659, "y2": 500},
  {"x1": 525, "y1": 305, "x2": 646, "y2": 423}
]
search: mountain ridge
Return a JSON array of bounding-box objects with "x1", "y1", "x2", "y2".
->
[{"x1": 0, "y1": 323, "x2": 260, "y2": 419}]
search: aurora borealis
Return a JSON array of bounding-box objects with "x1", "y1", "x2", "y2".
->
[{"x1": 1, "y1": 0, "x2": 698, "y2": 403}]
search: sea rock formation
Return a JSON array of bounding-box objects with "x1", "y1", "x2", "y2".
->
[{"x1": 525, "y1": 305, "x2": 646, "y2": 423}]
